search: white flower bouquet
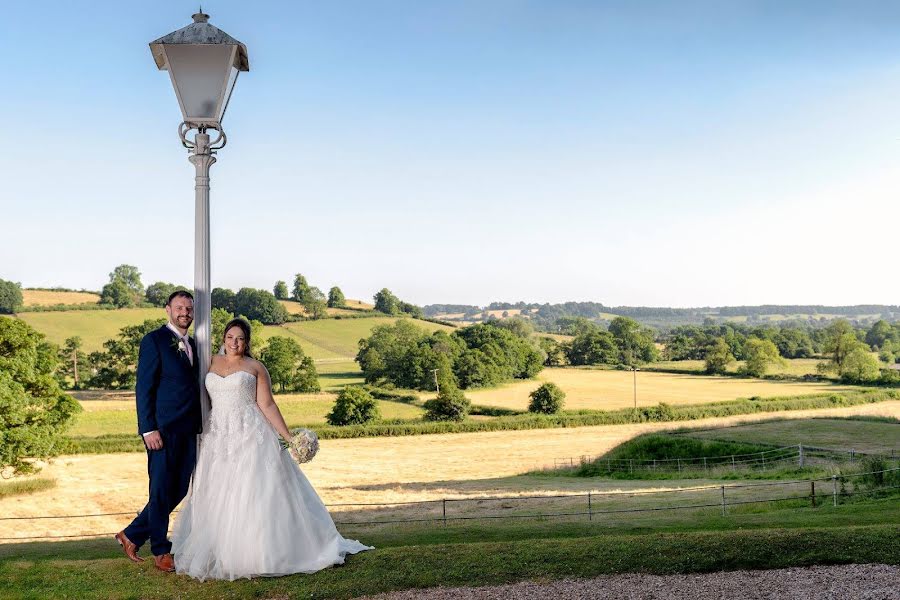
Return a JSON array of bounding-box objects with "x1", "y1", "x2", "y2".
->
[{"x1": 281, "y1": 428, "x2": 319, "y2": 464}]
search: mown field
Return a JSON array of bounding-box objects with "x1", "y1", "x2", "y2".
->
[
  {"x1": 17, "y1": 308, "x2": 162, "y2": 352},
  {"x1": 461, "y1": 368, "x2": 853, "y2": 412},
  {"x1": 681, "y1": 417, "x2": 900, "y2": 454},
  {"x1": 258, "y1": 317, "x2": 454, "y2": 360},
  {"x1": 21, "y1": 289, "x2": 100, "y2": 306},
  {"x1": 16, "y1": 306, "x2": 452, "y2": 357}
]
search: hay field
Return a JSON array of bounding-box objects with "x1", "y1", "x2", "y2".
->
[
  {"x1": 17, "y1": 308, "x2": 162, "y2": 352},
  {"x1": 682, "y1": 418, "x2": 900, "y2": 454},
  {"x1": 4, "y1": 400, "x2": 898, "y2": 541},
  {"x1": 460, "y1": 368, "x2": 853, "y2": 412},
  {"x1": 21, "y1": 289, "x2": 100, "y2": 306}
]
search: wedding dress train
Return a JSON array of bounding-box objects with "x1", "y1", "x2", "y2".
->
[{"x1": 172, "y1": 370, "x2": 371, "y2": 581}]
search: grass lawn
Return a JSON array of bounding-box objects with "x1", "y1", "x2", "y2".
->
[
  {"x1": 461, "y1": 367, "x2": 854, "y2": 412},
  {"x1": 680, "y1": 417, "x2": 900, "y2": 455},
  {"x1": 1, "y1": 502, "x2": 898, "y2": 599}
]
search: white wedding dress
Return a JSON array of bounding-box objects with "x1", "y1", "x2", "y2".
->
[{"x1": 171, "y1": 370, "x2": 372, "y2": 581}]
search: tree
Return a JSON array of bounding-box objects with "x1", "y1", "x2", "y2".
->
[
  {"x1": 259, "y1": 336, "x2": 319, "y2": 392},
  {"x1": 293, "y1": 356, "x2": 321, "y2": 392},
  {"x1": 494, "y1": 317, "x2": 534, "y2": 339},
  {"x1": 528, "y1": 382, "x2": 565, "y2": 414},
  {"x1": 145, "y1": 282, "x2": 173, "y2": 307},
  {"x1": 567, "y1": 329, "x2": 618, "y2": 365},
  {"x1": 704, "y1": 338, "x2": 734, "y2": 375},
  {"x1": 56, "y1": 336, "x2": 88, "y2": 390},
  {"x1": 0, "y1": 279, "x2": 23, "y2": 314},
  {"x1": 212, "y1": 287, "x2": 236, "y2": 313},
  {"x1": 865, "y1": 320, "x2": 895, "y2": 350},
  {"x1": 100, "y1": 264, "x2": 144, "y2": 308},
  {"x1": 326, "y1": 386, "x2": 379, "y2": 425},
  {"x1": 233, "y1": 288, "x2": 288, "y2": 324},
  {"x1": 0, "y1": 319, "x2": 80, "y2": 474},
  {"x1": 327, "y1": 286, "x2": 346, "y2": 308},
  {"x1": 292, "y1": 274, "x2": 311, "y2": 303},
  {"x1": 398, "y1": 301, "x2": 423, "y2": 318},
  {"x1": 608, "y1": 316, "x2": 658, "y2": 365},
  {"x1": 89, "y1": 319, "x2": 166, "y2": 389},
  {"x1": 423, "y1": 383, "x2": 471, "y2": 421},
  {"x1": 538, "y1": 337, "x2": 567, "y2": 367},
  {"x1": 302, "y1": 286, "x2": 328, "y2": 320},
  {"x1": 840, "y1": 347, "x2": 881, "y2": 384},
  {"x1": 273, "y1": 280, "x2": 289, "y2": 300},
  {"x1": 823, "y1": 320, "x2": 859, "y2": 372},
  {"x1": 373, "y1": 288, "x2": 400, "y2": 315},
  {"x1": 739, "y1": 338, "x2": 784, "y2": 377}
]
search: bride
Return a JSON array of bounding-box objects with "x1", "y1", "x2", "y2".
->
[{"x1": 172, "y1": 318, "x2": 372, "y2": 581}]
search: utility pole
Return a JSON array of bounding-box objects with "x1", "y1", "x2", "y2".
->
[
  {"x1": 632, "y1": 366, "x2": 640, "y2": 409},
  {"x1": 432, "y1": 369, "x2": 440, "y2": 394}
]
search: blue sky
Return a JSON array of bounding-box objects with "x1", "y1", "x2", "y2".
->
[{"x1": 2, "y1": 1, "x2": 899, "y2": 307}]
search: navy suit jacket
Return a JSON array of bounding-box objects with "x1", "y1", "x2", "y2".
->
[{"x1": 136, "y1": 325, "x2": 202, "y2": 436}]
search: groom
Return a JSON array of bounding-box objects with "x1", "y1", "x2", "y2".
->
[{"x1": 115, "y1": 290, "x2": 202, "y2": 572}]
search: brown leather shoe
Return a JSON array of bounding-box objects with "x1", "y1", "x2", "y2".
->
[
  {"x1": 154, "y1": 553, "x2": 175, "y2": 573},
  {"x1": 114, "y1": 531, "x2": 144, "y2": 563}
]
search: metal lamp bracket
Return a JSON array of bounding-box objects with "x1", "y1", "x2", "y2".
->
[{"x1": 179, "y1": 122, "x2": 227, "y2": 152}]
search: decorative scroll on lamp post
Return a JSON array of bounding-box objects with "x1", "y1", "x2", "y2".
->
[{"x1": 149, "y1": 12, "x2": 249, "y2": 424}]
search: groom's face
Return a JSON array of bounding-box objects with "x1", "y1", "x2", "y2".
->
[{"x1": 166, "y1": 296, "x2": 194, "y2": 331}]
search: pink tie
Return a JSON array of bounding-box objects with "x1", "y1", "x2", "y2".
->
[{"x1": 184, "y1": 337, "x2": 194, "y2": 366}]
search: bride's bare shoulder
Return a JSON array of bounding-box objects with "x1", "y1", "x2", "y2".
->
[{"x1": 246, "y1": 357, "x2": 268, "y2": 376}]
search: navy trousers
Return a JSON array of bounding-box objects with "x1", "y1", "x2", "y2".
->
[{"x1": 124, "y1": 431, "x2": 197, "y2": 556}]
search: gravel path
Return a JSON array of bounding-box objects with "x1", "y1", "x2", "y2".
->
[{"x1": 357, "y1": 564, "x2": 900, "y2": 599}]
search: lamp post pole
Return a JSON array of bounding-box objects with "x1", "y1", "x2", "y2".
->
[{"x1": 188, "y1": 130, "x2": 217, "y2": 421}]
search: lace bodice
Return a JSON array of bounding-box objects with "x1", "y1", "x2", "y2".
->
[{"x1": 203, "y1": 370, "x2": 273, "y2": 458}]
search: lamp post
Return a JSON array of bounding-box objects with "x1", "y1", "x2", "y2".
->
[{"x1": 150, "y1": 12, "x2": 249, "y2": 425}]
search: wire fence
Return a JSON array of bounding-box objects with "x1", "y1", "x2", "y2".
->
[
  {"x1": 2, "y1": 466, "x2": 898, "y2": 542},
  {"x1": 545, "y1": 444, "x2": 897, "y2": 474}
]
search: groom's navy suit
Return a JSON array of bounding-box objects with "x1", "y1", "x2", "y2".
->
[{"x1": 124, "y1": 324, "x2": 201, "y2": 556}]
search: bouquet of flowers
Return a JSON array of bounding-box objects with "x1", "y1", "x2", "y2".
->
[{"x1": 281, "y1": 428, "x2": 319, "y2": 464}]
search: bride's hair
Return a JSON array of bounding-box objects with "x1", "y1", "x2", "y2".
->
[{"x1": 222, "y1": 318, "x2": 253, "y2": 358}]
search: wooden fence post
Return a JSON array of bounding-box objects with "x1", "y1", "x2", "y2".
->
[
  {"x1": 588, "y1": 492, "x2": 592, "y2": 521},
  {"x1": 832, "y1": 475, "x2": 838, "y2": 507},
  {"x1": 442, "y1": 499, "x2": 447, "y2": 527},
  {"x1": 721, "y1": 485, "x2": 726, "y2": 516},
  {"x1": 810, "y1": 481, "x2": 816, "y2": 507}
]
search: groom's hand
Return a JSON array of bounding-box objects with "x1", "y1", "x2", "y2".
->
[{"x1": 143, "y1": 431, "x2": 163, "y2": 451}]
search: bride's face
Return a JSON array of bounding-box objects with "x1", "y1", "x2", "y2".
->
[{"x1": 223, "y1": 326, "x2": 247, "y2": 357}]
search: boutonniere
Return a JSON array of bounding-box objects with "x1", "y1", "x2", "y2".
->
[{"x1": 170, "y1": 336, "x2": 188, "y2": 357}]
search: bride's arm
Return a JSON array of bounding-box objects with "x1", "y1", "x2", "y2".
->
[{"x1": 253, "y1": 362, "x2": 293, "y2": 441}]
